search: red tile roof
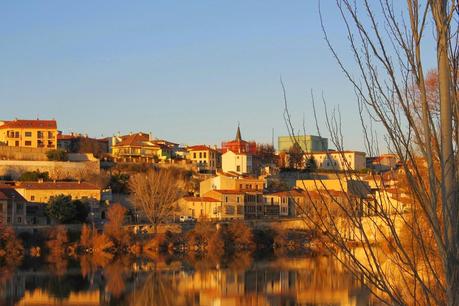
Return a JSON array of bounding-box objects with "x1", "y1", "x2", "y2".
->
[
  {"x1": 15, "y1": 181, "x2": 100, "y2": 190},
  {"x1": 115, "y1": 133, "x2": 154, "y2": 147},
  {"x1": 182, "y1": 196, "x2": 220, "y2": 202},
  {"x1": 0, "y1": 119, "x2": 57, "y2": 129},
  {"x1": 187, "y1": 145, "x2": 216, "y2": 152}
]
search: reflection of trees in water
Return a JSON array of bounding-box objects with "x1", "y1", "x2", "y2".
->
[
  {"x1": 129, "y1": 270, "x2": 193, "y2": 306},
  {"x1": 2, "y1": 254, "x2": 369, "y2": 305},
  {"x1": 104, "y1": 257, "x2": 131, "y2": 298},
  {"x1": 184, "y1": 251, "x2": 253, "y2": 272},
  {"x1": 46, "y1": 274, "x2": 90, "y2": 300}
]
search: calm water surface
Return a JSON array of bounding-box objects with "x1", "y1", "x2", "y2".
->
[{"x1": 1, "y1": 254, "x2": 370, "y2": 306}]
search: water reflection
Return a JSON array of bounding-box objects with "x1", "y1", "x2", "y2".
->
[{"x1": 1, "y1": 255, "x2": 370, "y2": 306}]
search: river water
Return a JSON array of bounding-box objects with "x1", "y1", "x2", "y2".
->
[{"x1": 1, "y1": 254, "x2": 370, "y2": 306}]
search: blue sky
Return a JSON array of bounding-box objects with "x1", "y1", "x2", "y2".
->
[{"x1": 0, "y1": 1, "x2": 436, "y2": 152}]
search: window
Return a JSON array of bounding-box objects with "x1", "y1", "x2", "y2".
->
[
  {"x1": 236, "y1": 165, "x2": 240, "y2": 172},
  {"x1": 48, "y1": 131, "x2": 54, "y2": 138},
  {"x1": 14, "y1": 131, "x2": 19, "y2": 138},
  {"x1": 17, "y1": 217, "x2": 22, "y2": 224},
  {"x1": 225, "y1": 205, "x2": 235, "y2": 215},
  {"x1": 31, "y1": 196, "x2": 35, "y2": 201},
  {"x1": 199, "y1": 152, "x2": 202, "y2": 158},
  {"x1": 224, "y1": 196, "x2": 228, "y2": 202},
  {"x1": 25, "y1": 131, "x2": 32, "y2": 137},
  {"x1": 193, "y1": 153, "x2": 196, "y2": 159},
  {"x1": 203, "y1": 152, "x2": 207, "y2": 158},
  {"x1": 237, "y1": 197, "x2": 240, "y2": 203},
  {"x1": 15, "y1": 141, "x2": 19, "y2": 146},
  {"x1": 37, "y1": 131, "x2": 43, "y2": 139},
  {"x1": 25, "y1": 141, "x2": 32, "y2": 146},
  {"x1": 237, "y1": 206, "x2": 243, "y2": 215}
]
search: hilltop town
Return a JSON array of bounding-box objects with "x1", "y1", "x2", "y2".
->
[{"x1": 0, "y1": 117, "x2": 401, "y2": 229}]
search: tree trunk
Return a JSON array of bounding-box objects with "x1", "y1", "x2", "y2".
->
[{"x1": 435, "y1": 1, "x2": 459, "y2": 304}]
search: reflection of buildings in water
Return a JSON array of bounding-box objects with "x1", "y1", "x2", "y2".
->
[
  {"x1": 170, "y1": 256, "x2": 368, "y2": 306},
  {"x1": 3, "y1": 256, "x2": 370, "y2": 306},
  {"x1": 15, "y1": 289, "x2": 100, "y2": 306},
  {"x1": 0, "y1": 270, "x2": 106, "y2": 306},
  {"x1": 0, "y1": 273, "x2": 26, "y2": 306}
]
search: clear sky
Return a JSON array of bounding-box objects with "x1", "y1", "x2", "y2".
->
[{"x1": 0, "y1": 1, "x2": 436, "y2": 152}]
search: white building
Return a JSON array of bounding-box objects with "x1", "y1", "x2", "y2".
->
[
  {"x1": 221, "y1": 150, "x2": 253, "y2": 174},
  {"x1": 309, "y1": 151, "x2": 366, "y2": 171}
]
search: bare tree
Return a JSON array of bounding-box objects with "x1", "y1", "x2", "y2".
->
[
  {"x1": 129, "y1": 169, "x2": 182, "y2": 232},
  {"x1": 284, "y1": 0, "x2": 459, "y2": 305}
]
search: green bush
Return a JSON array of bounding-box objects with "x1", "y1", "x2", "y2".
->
[
  {"x1": 18, "y1": 171, "x2": 50, "y2": 181},
  {"x1": 45, "y1": 195, "x2": 89, "y2": 224},
  {"x1": 46, "y1": 149, "x2": 68, "y2": 161}
]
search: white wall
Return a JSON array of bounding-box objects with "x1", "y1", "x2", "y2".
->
[{"x1": 222, "y1": 151, "x2": 252, "y2": 174}]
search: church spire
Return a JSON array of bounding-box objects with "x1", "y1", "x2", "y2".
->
[{"x1": 235, "y1": 123, "x2": 242, "y2": 141}]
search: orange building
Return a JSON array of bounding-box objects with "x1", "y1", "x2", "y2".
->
[
  {"x1": 187, "y1": 145, "x2": 220, "y2": 171},
  {"x1": 0, "y1": 119, "x2": 57, "y2": 149}
]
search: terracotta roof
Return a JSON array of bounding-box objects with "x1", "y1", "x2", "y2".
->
[
  {"x1": 15, "y1": 181, "x2": 100, "y2": 190},
  {"x1": 187, "y1": 145, "x2": 216, "y2": 152},
  {"x1": 0, "y1": 119, "x2": 57, "y2": 129},
  {"x1": 114, "y1": 133, "x2": 155, "y2": 147},
  {"x1": 182, "y1": 196, "x2": 220, "y2": 202}
]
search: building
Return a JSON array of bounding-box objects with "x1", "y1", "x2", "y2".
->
[
  {"x1": 186, "y1": 145, "x2": 220, "y2": 171},
  {"x1": 112, "y1": 133, "x2": 179, "y2": 162},
  {"x1": 112, "y1": 132, "x2": 159, "y2": 163},
  {"x1": 309, "y1": 151, "x2": 366, "y2": 171},
  {"x1": 200, "y1": 172, "x2": 264, "y2": 195},
  {"x1": 203, "y1": 190, "x2": 246, "y2": 220},
  {"x1": 366, "y1": 153, "x2": 399, "y2": 172},
  {"x1": 0, "y1": 119, "x2": 57, "y2": 149},
  {"x1": 222, "y1": 150, "x2": 253, "y2": 174},
  {"x1": 14, "y1": 180, "x2": 106, "y2": 222},
  {"x1": 178, "y1": 196, "x2": 222, "y2": 220},
  {"x1": 278, "y1": 135, "x2": 328, "y2": 153},
  {"x1": 265, "y1": 189, "x2": 307, "y2": 217},
  {"x1": 296, "y1": 178, "x2": 370, "y2": 197},
  {"x1": 57, "y1": 132, "x2": 109, "y2": 157},
  {"x1": 221, "y1": 125, "x2": 256, "y2": 154},
  {"x1": 14, "y1": 181, "x2": 102, "y2": 204},
  {"x1": 151, "y1": 139, "x2": 179, "y2": 161},
  {"x1": 0, "y1": 184, "x2": 28, "y2": 225}
]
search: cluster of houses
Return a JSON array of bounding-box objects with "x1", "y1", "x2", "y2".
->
[{"x1": 0, "y1": 118, "x2": 402, "y2": 227}]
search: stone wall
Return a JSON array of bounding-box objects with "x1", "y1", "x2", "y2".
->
[
  {"x1": 0, "y1": 160, "x2": 100, "y2": 180},
  {"x1": 0, "y1": 146, "x2": 49, "y2": 161}
]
